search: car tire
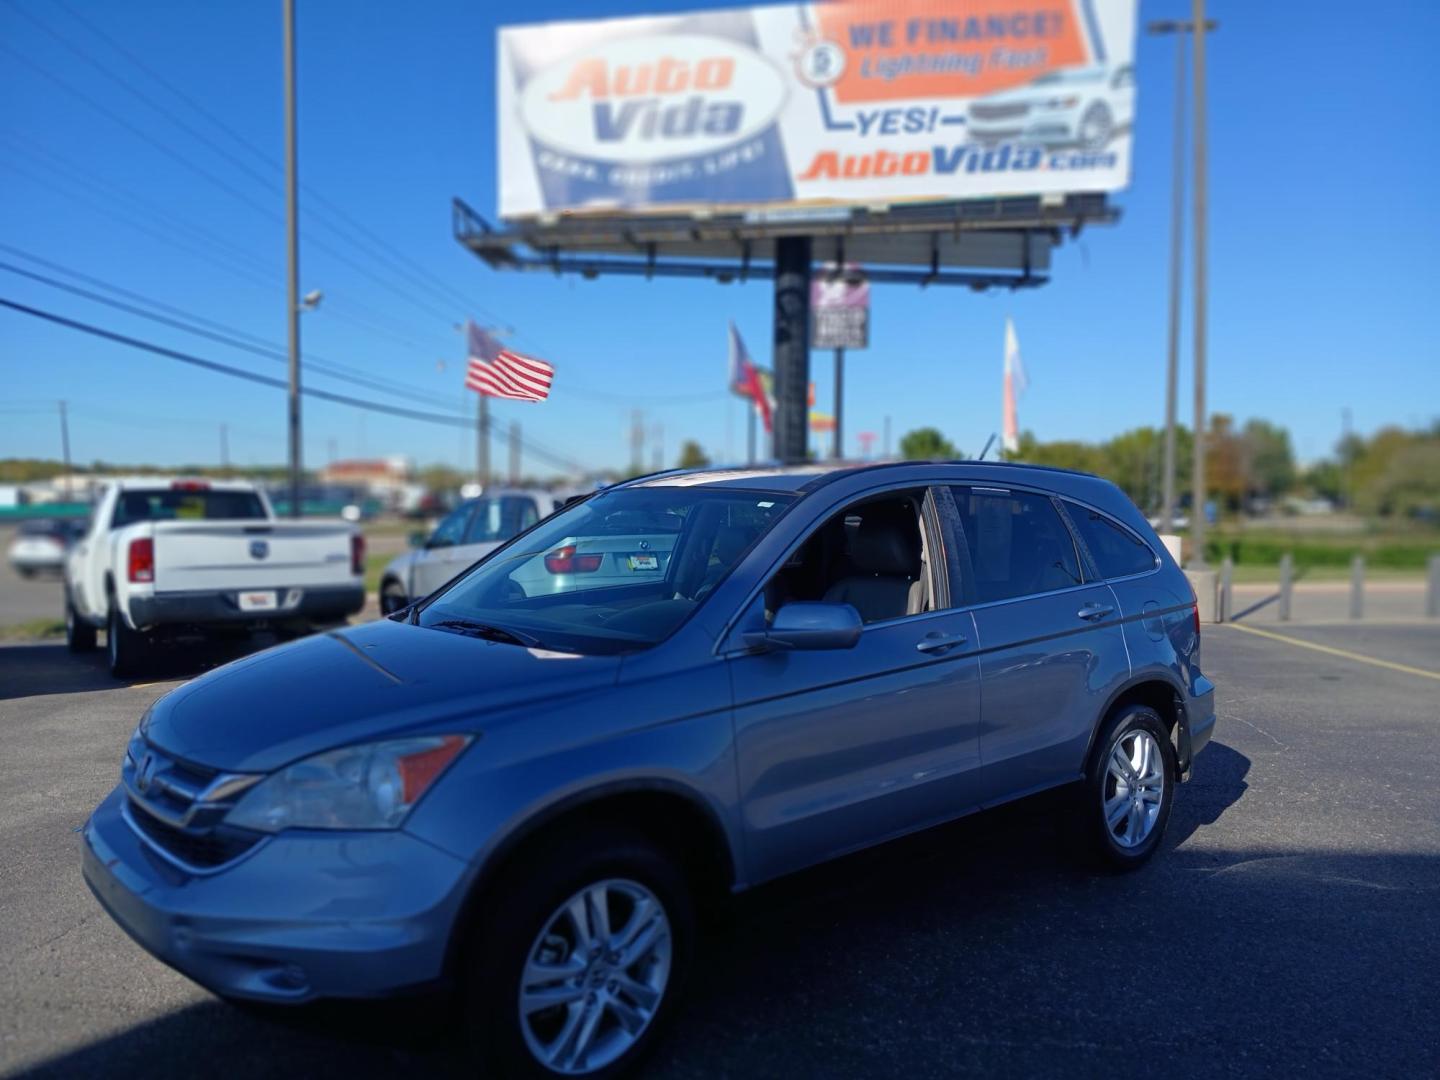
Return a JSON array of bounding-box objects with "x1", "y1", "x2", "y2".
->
[
  {"x1": 18, "y1": 567, "x2": 35, "y2": 579},
  {"x1": 379, "y1": 578, "x2": 408, "y2": 617},
  {"x1": 463, "y1": 824, "x2": 694, "y2": 1079},
  {"x1": 65, "y1": 593, "x2": 97, "y2": 653},
  {"x1": 1079, "y1": 101, "x2": 1113, "y2": 149},
  {"x1": 107, "y1": 604, "x2": 148, "y2": 679},
  {"x1": 1080, "y1": 704, "x2": 1176, "y2": 871}
]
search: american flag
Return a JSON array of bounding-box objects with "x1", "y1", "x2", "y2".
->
[{"x1": 464, "y1": 321, "x2": 554, "y2": 402}]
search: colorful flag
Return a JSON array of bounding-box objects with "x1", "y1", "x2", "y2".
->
[
  {"x1": 1002, "y1": 316, "x2": 1028, "y2": 453},
  {"x1": 465, "y1": 320, "x2": 554, "y2": 402},
  {"x1": 727, "y1": 322, "x2": 773, "y2": 432}
]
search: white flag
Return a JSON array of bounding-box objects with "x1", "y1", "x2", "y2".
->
[{"x1": 1002, "y1": 317, "x2": 1027, "y2": 453}]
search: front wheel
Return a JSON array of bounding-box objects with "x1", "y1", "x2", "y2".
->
[
  {"x1": 464, "y1": 826, "x2": 694, "y2": 1078},
  {"x1": 379, "y1": 578, "x2": 408, "y2": 617},
  {"x1": 1081, "y1": 704, "x2": 1175, "y2": 871},
  {"x1": 107, "y1": 605, "x2": 149, "y2": 679},
  {"x1": 1078, "y1": 101, "x2": 1114, "y2": 149},
  {"x1": 66, "y1": 594, "x2": 97, "y2": 652}
]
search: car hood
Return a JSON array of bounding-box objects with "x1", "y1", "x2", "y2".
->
[{"x1": 145, "y1": 617, "x2": 622, "y2": 772}]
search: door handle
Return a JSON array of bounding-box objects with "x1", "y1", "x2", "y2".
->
[
  {"x1": 916, "y1": 632, "x2": 966, "y2": 654},
  {"x1": 1077, "y1": 603, "x2": 1115, "y2": 622}
]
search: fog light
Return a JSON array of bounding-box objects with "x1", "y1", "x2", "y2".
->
[{"x1": 266, "y1": 963, "x2": 308, "y2": 992}]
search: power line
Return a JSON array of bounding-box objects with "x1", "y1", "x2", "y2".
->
[
  {"x1": 0, "y1": 297, "x2": 587, "y2": 473},
  {"x1": 0, "y1": 255, "x2": 469, "y2": 412}
]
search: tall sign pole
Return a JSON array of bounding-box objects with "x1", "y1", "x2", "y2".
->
[
  {"x1": 832, "y1": 347, "x2": 844, "y2": 459},
  {"x1": 282, "y1": 0, "x2": 302, "y2": 519},
  {"x1": 1159, "y1": 27, "x2": 1185, "y2": 534},
  {"x1": 1190, "y1": 0, "x2": 1211, "y2": 567}
]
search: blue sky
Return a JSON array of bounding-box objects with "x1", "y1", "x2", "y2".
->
[{"x1": 1, "y1": 0, "x2": 1436, "y2": 476}]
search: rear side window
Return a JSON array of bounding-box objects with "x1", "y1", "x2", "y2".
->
[
  {"x1": 464, "y1": 497, "x2": 540, "y2": 544},
  {"x1": 951, "y1": 487, "x2": 1083, "y2": 603},
  {"x1": 1066, "y1": 504, "x2": 1157, "y2": 579},
  {"x1": 112, "y1": 490, "x2": 266, "y2": 527}
]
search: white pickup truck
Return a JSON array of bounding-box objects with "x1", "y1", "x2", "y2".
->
[{"x1": 64, "y1": 478, "x2": 366, "y2": 677}]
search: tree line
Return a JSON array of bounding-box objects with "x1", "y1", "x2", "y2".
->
[{"x1": 898, "y1": 417, "x2": 1440, "y2": 520}]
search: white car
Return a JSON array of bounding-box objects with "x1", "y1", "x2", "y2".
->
[
  {"x1": 8, "y1": 517, "x2": 85, "y2": 577},
  {"x1": 64, "y1": 478, "x2": 365, "y2": 677},
  {"x1": 377, "y1": 489, "x2": 577, "y2": 614},
  {"x1": 968, "y1": 64, "x2": 1134, "y2": 149}
]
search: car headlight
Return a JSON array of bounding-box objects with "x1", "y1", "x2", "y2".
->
[{"x1": 225, "y1": 735, "x2": 472, "y2": 832}]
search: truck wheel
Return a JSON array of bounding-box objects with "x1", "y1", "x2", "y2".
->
[
  {"x1": 463, "y1": 825, "x2": 694, "y2": 1079},
  {"x1": 107, "y1": 605, "x2": 148, "y2": 679},
  {"x1": 66, "y1": 594, "x2": 97, "y2": 653}
]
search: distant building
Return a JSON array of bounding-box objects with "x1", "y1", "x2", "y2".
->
[{"x1": 317, "y1": 457, "x2": 414, "y2": 506}]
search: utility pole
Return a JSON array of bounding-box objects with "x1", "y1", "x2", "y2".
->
[
  {"x1": 282, "y1": 0, "x2": 302, "y2": 518},
  {"x1": 630, "y1": 409, "x2": 645, "y2": 475},
  {"x1": 1341, "y1": 407, "x2": 1353, "y2": 510},
  {"x1": 882, "y1": 415, "x2": 892, "y2": 459},
  {"x1": 832, "y1": 347, "x2": 844, "y2": 459},
  {"x1": 651, "y1": 423, "x2": 664, "y2": 472},
  {"x1": 1148, "y1": 15, "x2": 1215, "y2": 535},
  {"x1": 220, "y1": 423, "x2": 230, "y2": 475},
  {"x1": 57, "y1": 400, "x2": 72, "y2": 501},
  {"x1": 1189, "y1": 0, "x2": 1212, "y2": 568},
  {"x1": 508, "y1": 420, "x2": 520, "y2": 486}
]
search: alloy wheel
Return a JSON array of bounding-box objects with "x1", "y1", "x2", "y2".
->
[
  {"x1": 518, "y1": 878, "x2": 672, "y2": 1075},
  {"x1": 1103, "y1": 729, "x2": 1166, "y2": 848}
]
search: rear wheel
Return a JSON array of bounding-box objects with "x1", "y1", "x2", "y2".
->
[
  {"x1": 1081, "y1": 704, "x2": 1175, "y2": 871},
  {"x1": 107, "y1": 604, "x2": 148, "y2": 679},
  {"x1": 464, "y1": 826, "x2": 693, "y2": 1078}
]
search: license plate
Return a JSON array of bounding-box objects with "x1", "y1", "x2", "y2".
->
[
  {"x1": 238, "y1": 590, "x2": 278, "y2": 612},
  {"x1": 627, "y1": 555, "x2": 659, "y2": 571}
]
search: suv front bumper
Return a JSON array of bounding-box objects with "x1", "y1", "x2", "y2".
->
[{"x1": 81, "y1": 785, "x2": 472, "y2": 1003}]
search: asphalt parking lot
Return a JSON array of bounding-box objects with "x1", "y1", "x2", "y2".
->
[{"x1": 2, "y1": 624, "x2": 1438, "y2": 1079}]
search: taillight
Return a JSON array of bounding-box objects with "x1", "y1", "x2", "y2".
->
[
  {"x1": 128, "y1": 538, "x2": 154, "y2": 583},
  {"x1": 351, "y1": 533, "x2": 365, "y2": 576},
  {"x1": 544, "y1": 545, "x2": 603, "y2": 573},
  {"x1": 170, "y1": 479, "x2": 210, "y2": 491},
  {"x1": 1192, "y1": 602, "x2": 1201, "y2": 641}
]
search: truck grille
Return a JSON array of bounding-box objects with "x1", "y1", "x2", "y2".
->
[{"x1": 122, "y1": 736, "x2": 263, "y2": 872}]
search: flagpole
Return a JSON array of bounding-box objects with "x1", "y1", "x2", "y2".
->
[{"x1": 477, "y1": 394, "x2": 489, "y2": 491}]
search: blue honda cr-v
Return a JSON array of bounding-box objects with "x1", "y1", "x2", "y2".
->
[{"x1": 83, "y1": 461, "x2": 1215, "y2": 1078}]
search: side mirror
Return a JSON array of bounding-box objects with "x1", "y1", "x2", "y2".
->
[
  {"x1": 408, "y1": 531, "x2": 428, "y2": 549},
  {"x1": 745, "y1": 601, "x2": 862, "y2": 652}
]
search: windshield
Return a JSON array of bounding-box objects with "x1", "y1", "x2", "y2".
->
[
  {"x1": 112, "y1": 489, "x2": 267, "y2": 526},
  {"x1": 419, "y1": 486, "x2": 795, "y2": 654}
]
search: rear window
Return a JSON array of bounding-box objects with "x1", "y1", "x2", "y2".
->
[
  {"x1": 951, "y1": 487, "x2": 1084, "y2": 603},
  {"x1": 113, "y1": 489, "x2": 267, "y2": 527},
  {"x1": 1066, "y1": 504, "x2": 1157, "y2": 579}
]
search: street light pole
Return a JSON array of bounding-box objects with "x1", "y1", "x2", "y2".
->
[
  {"x1": 1147, "y1": 14, "x2": 1216, "y2": 550},
  {"x1": 1190, "y1": 0, "x2": 1211, "y2": 568},
  {"x1": 283, "y1": 0, "x2": 302, "y2": 519}
]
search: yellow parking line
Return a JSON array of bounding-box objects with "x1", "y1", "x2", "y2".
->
[{"x1": 1224, "y1": 622, "x2": 1440, "y2": 682}]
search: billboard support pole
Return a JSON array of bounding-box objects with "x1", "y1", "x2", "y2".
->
[
  {"x1": 773, "y1": 236, "x2": 812, "y2": 465},
  {"x1": 832, "y1": 348, "x2": 844, "y2": 460}
]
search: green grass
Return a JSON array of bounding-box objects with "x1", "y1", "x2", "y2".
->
[
  {"x1": 364, "y1": 551, "x2": 390, "y2": 595},
  {"x1": 0, "y1": 618, "x2": 65, "y2": 641}
]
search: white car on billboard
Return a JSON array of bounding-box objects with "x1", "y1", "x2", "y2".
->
[{"x1": 967, "y1": 64, "x2": 1134, "y2": 150}]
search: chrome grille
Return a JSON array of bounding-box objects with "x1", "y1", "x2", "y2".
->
[
  {"x1": 970, "y1": 102, "x2": 1030, "y2": 121},
  {"x1": 122, "y1": 735, "x2": 263, "y2": 872}
]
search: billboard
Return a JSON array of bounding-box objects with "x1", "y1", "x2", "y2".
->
[{"x1": 498, "y1": 0, "x2": 1137, "y2": 218}]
